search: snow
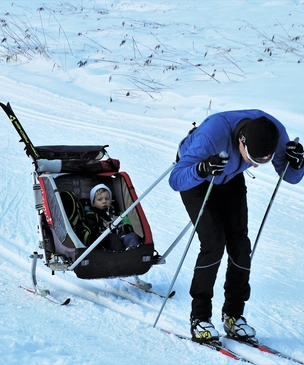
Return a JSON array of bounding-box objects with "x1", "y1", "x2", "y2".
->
[{"x1": 1, "y1": 0, "x2": 304, "y2": 364}]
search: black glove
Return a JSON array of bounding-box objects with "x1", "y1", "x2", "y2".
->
[
  {"x1": 197, "y1": 153, "x2": 229, "y2": 177},
  {"x1": 285, "y1": 141, "x2": 304, "y2": 169}
]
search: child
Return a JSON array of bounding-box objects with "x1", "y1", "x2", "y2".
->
[{"x1": 85, "y1": 183, "x2": 140, "y2": 251}]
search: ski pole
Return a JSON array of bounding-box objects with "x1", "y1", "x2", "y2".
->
[
  {"x1": 153, "y1": 175, "x2": 216, "y2": 328},
  {"x1": 251, "y1": 137, "x2": 299, "y2": 260}
]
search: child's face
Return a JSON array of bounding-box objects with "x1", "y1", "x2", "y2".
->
[{"x1": 93, "y1": 190, "x2": 111, "y2": 210}]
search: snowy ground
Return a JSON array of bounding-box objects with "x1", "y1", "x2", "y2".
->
[{"x1": 1, "y1": 1, "x2": 304, "y2": 364}]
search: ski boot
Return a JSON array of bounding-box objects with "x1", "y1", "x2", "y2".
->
[
  {"x1": 191, "y1": 318, "x2": 220, "y2": 343},
  {"x1": 222, "y1": 314, "x2": 256, "y2": 342}
]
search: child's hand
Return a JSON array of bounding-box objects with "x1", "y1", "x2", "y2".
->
[{"x1": 122, "y1": 224, "x2": 133, "y2": 234}]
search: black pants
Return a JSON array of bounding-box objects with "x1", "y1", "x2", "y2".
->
[{"x1": 180, "y1": 173, "x2": 251, "y2": 321}]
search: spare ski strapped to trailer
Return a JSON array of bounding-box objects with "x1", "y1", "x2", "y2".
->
[{"x1": 0, "y1": 102, "x2": 40, "y2": 160}]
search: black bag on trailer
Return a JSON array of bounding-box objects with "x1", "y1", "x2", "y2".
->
[{"x1": 36, "y1": 145, "x2": 108, "y2": 160}]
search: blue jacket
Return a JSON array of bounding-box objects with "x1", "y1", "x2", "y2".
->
[{"x1": 169, "y1": 109, "x2": 304, "y2": 191}]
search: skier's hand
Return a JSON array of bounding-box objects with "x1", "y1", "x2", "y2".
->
[
  {"x1": 197, "y1": 153, "x2": 229, "y2": 177},
  {"x1": 285, "y1": 141, "x2": 304, "y2": 169}
]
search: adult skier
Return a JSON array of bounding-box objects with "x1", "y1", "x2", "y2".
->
[{"x1": 169, "y1": 109, "x2": 304, "y2": 343}]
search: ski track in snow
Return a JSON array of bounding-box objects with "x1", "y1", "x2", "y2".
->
[{"x1": 1, "y1": 1, "x2": 304, "y2": 364}]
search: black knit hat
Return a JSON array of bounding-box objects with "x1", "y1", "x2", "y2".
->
[{"x1": 240, "y1": 117, "x2": 279, "y2": 158}]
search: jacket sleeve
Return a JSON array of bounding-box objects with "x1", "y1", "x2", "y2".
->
[
  {"x1": 169, "y1": 129, "x2": 216, "y2": 191},
  {"x1": 84, "y1": 207, "x2": 102, "y2": 241}
]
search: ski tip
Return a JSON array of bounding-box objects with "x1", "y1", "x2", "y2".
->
[
  {"x1": 61, "y1": 298, "x2": 71, "y2": 306},
  {"x1": 169, "y1": 291, "x2": 176, "y2": 298}
]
